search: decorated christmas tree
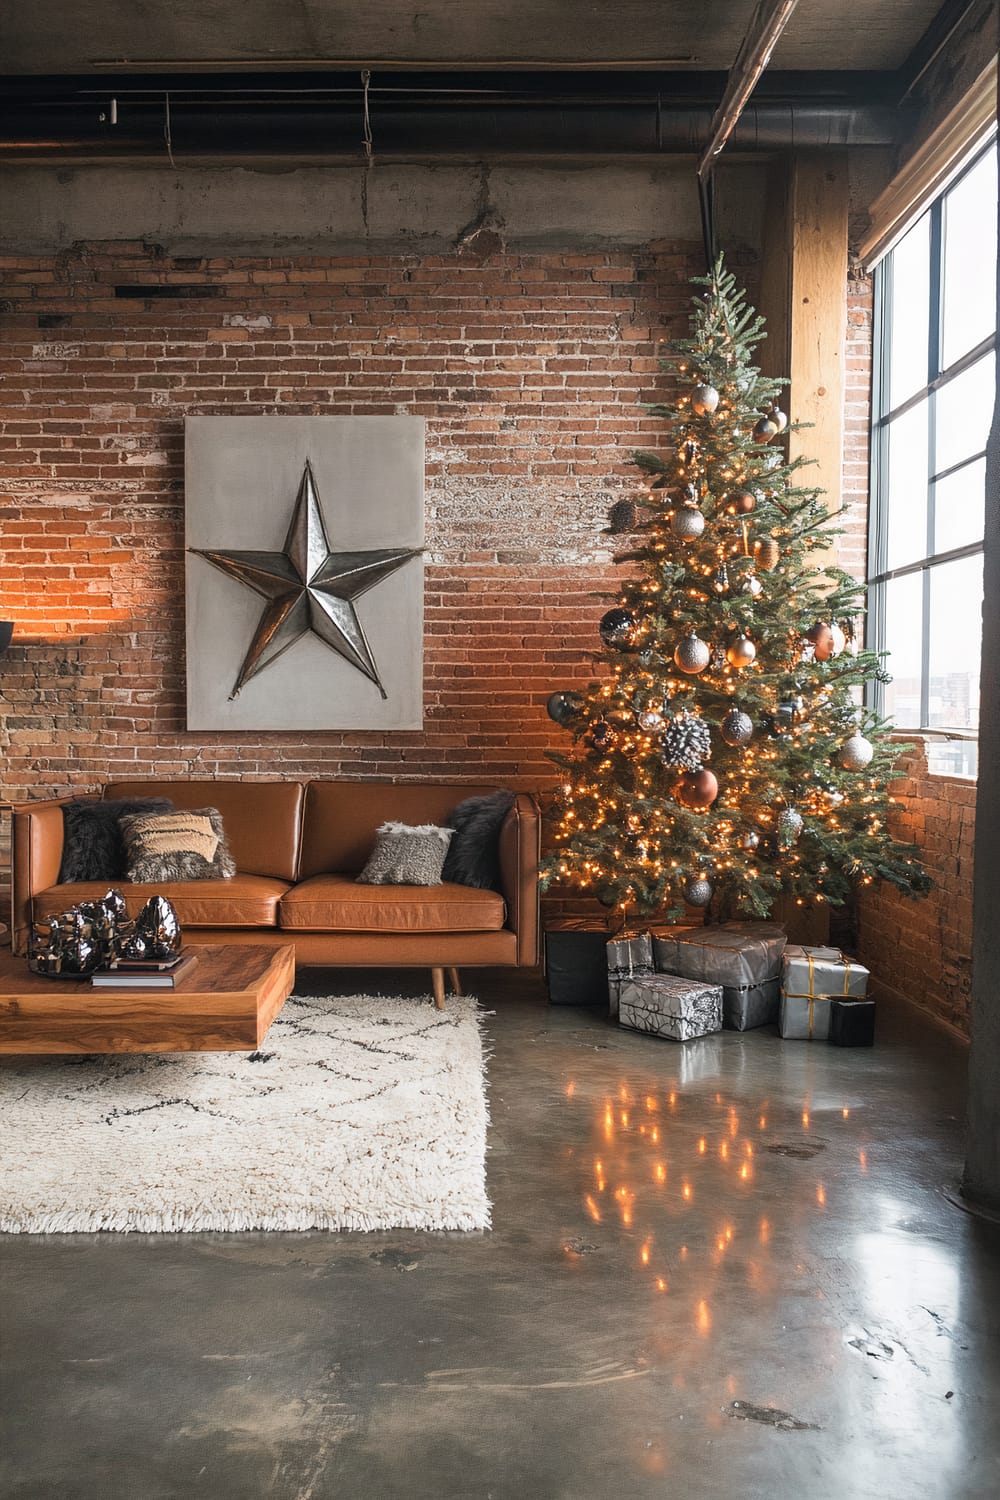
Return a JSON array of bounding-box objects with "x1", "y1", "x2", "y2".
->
[{"x1": 541, "y1": 259, "x2": 929, "y2": 923}]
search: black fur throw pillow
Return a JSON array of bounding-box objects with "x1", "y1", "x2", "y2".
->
[
  {"x1": 59, "y1": 798, "x2": 175, "y2": 883},
  {"x1": 441, "y1": 790, "x2": 516, "y2": 892}
]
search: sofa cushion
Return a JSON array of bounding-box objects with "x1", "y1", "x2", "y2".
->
[
  {"x1": 103, "y1": 781, "x2": 304, "y2": 881},
  {"x1": 279, "y1": 874, "x2": 506, "y2": 933},
  {"x1": 298, "y1": 782, "x2": 502, "y2": 879},
  {"x1": 33, "y1": 876, "x2": 290, "y2": 929},
  {"x1": 59, "y1": 797, "x2": 175, "y2": 883},
  {"x1": 120, "y1": 808, "x2": 237, "y2": 883}
]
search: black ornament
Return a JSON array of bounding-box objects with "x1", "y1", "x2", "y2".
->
[
  {"x1": 546, "y1": 691, "x2": 585, "y2": 727},
  {"x1": 599, "y1": 608, "x2": 642, "y2": 652},
  {"x1": 720, "y1": 708, "x2": 754, "y2": 747},
  {"x1": 588, "y1": 719, "x2": 616, "y2": 752}
]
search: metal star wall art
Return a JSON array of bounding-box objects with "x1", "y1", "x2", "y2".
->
[{"x1": 190, "y1": 460, "x2": 420, "y2": 700}]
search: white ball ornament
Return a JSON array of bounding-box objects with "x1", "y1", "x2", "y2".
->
[
  {"x1": 691, "y1": 383, "x2": 720, "y2": 417},
  {"x1": 839, "y1": 732, "x2": 875, "y2": 770},
  {"x1": 829, "y1": 623, "x2": 847, "y2": 658},
  {"x1": 670, "y1": 505, "x2": 706, "y2": 541}
]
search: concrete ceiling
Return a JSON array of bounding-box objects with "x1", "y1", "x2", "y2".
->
[{"x1": 2, "y1": 0, "x2": 947, "y2": 75}]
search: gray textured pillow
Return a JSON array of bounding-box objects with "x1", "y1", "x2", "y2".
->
[
  {"x1": 119, "y1": 808, "x2": 237, "y2": 883},
  {"x1": 356, "y1": 822, "x2": 453, "y2": 886}
]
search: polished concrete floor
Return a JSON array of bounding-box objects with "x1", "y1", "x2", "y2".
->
[{"x1": 2, "y1": 969, "x2": 999, "y2": 1500}]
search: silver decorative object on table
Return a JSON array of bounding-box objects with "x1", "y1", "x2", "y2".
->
[
  {"x1": 118, "y1": 896, "x2": 183, "y2": 961},
  {"x1": 27, "y1": 891, "x2": 183, "y2": 975}
]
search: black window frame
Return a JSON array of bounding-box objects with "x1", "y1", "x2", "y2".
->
[{"x1": 867, "y1": 132, "x2": 998, "y2": 769}]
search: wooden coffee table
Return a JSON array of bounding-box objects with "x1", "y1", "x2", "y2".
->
[{"x1": 0, "y1": 944, "x2": 296, "y2": 1054}]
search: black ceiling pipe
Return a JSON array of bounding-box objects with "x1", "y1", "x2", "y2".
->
[{"x1": 0, "y1": 99, "x2": 904, "y2": 161}]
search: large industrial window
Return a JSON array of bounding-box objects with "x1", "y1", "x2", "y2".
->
[{"x1": 868, "y1": 134, "x2": 998, "y2": 779}]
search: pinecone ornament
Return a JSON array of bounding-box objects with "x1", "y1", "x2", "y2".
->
[{"x1": 659, "y1": 710, "x2": 711, "y2": 771}]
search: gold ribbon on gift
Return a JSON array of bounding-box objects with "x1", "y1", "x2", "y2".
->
[{"x1": 785, "y1": 951, "x2": 856, "y2": 1001}]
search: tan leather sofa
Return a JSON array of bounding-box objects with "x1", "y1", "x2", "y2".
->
[{"x1": 11, "y1": 780, "x2": 541, "y2": 1000}]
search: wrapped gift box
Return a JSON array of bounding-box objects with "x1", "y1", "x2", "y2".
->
[
  {"x1": 830, "y1": 998, "x2": 876, "y2": 1047},
  {"x1": 618, "y1": 973, "x2": 723, "y2": 1042},
  {"x1": 778, "y1": 992, "x2": 833, "y2": 1040},
  {"x1": 606, "y1": 931, "x2": 654, "y2": 1017},
  {"x1": 724, "y1": 979, "x2": 782, "y2": 1032},
  {"x1": 781, "y1": 945, "x2": 869, "y2": 1001},
  {"x1": 544, "y1": 921, "x2": 610, "y2": 1007},
  {"x1": 652, "y1": 922, "x2": 786, "y2": 1031}
]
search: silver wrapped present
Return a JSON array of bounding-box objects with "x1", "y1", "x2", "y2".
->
[
  {"x1": 652, "y1": 922, "x2": 786, "y2": 1031},
  {"x1": 618, "y1": 974, "x2": 723, "y2": 1042},
  {"x1": 781, "y1": 945, "x2": 869, "y2": 1000},
  {"x1": 606, "y1": 931, "x2": 654, "y2": 1018},
  {"x1": 778, "y1": 992, "x2": 833, "y2": 1041},
  {"x1": 724, "y1": 979, "x2": 781, "y2": 1032}
]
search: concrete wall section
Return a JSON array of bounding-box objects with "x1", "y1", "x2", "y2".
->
[{"x1": 0, "y1": 161, "x2": 765, "y2": 257}]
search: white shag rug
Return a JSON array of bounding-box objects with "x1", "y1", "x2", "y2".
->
[{"x1": 0, "y1": 993, "x2": 491, "y2": 1234}]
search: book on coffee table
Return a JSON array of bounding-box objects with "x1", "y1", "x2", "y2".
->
[{"x1": 91, "y1": 953, "x2": 200, "y2": 989}]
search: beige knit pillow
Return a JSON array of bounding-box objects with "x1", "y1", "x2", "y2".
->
[{"x1": 119, "y1": 808, "x2": 237, "y2": 883}]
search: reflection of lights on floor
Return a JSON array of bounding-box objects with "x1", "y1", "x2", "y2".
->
[
  {"x1": 656, "y1": 1277, "x2": 667, "y2": 1293},
  {"x1": 744, "y1": 1142, "x2": 753, "y2": 1157},
  {"x1": 682, "y1": 1181, "x2": 692, "y2": 1201},
  {"x1": 802, "y1": 1109, "x2": 810, "y2": 1128},
  {"x1": 641, "y1": 1239, "x2": 652, "y2": 1266},
  {"x1": 698, "y1": 1137, "x2": 707, "y2": 1154},
  {"x1": 650, "y1": 1127, "x2": 660, "y2": 1144},
  {"x1": 696, "y1": 1299, "x2": 711, "y2": 1334},
  {"x1": 759, "y1": 1115, "x2": 767, "y2": 1129},
  {"x1": 842, "y1": 1106, "x2": 850, "y2": 1118},
  {"x1": 739, "y1": 1162, "x2": 751, "y2": 1181},
  {"x1": 760, "y1": 1218, "x2": 770, "y2": 1243},
  {"x1": 646, "y1": 1096, "x2": 658, "y2": 1112},
  {"x1": 719, "y1": 1141, "x2": 729, "y2": 1161},
  {"x1": 668, "y1": 1092, "x2": 677, "y2": 1109},
  {"x1": 621, "y1": 1111, "x2": 629, "y2": 1127},
  {"x1": 816, "y1": 1184, "x2": 826, "y2": 1206},
  {"x1": 584, "y1": 1195, "x2": 601, "y2": 1222},
  {"x1": 680, "y1": 1245, "x2": 688, "y2": 1259},
  {"x1": 654, "y1": 1162, "x2": 667, "y2": 1184},
  {"x1": 859, "y1": 1150, "x2": 868, "y2": 1172}
]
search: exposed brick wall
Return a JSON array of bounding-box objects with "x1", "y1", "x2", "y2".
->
[
  {"x1": 840, "y1": 270, "x2": 873, "y2": 581},
  {"x1": 0, "y1": 240, "x2": 707, "y2": 818},
  {"x1": 858, "y1": 742, "x2": 976, "y2": 1035}
]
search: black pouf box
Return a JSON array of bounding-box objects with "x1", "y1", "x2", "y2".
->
[
  {"x1": 829, "y1": 998, "x2": 876, "y2": 1047},
  {"x1": 544, "y1": 920, "x2": 610, "y2": 1007}
]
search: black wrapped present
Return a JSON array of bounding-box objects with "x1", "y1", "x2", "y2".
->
[
  {"x1": 544, "y1": 920, "x2": 610, "y2": 1007},
  {"x1": 830, "y1": 998, "x2": 876, "y2": 1047}
]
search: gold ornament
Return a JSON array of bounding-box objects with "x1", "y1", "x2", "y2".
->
[
  {"x1": 726, "y1": 633, "x2": 757, "y2": 669},
  {"x1": 754, "y1": 536, "x2": 781, "y2": 571}
]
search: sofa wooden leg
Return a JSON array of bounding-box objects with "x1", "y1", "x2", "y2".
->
[
  {"x1": 447, "y1": 967, "x2": 463, "y2": 997},
  {"x1": 431, "y1": 968, "x2": 446, "y2": 1010}
]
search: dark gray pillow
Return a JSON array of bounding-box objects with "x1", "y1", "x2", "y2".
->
[
  {"x1": 59, "y1": 797, "x2": 174, "y2": 883},
  {"x1": 356, "y1": 822, "x2": 453, "y2": 886},
  {"x1": 119, "y1": 808, "x2": 237, "y2": 883},
  {"x1": 442, "y1": 790, "x2": 515, "y2": 892}
]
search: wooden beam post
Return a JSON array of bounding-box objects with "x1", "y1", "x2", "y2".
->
[{"x1": 787, "y1": 152, "x2": 849, "y2": 526}]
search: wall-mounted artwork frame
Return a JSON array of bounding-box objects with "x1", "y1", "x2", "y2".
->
[{"x1": 185, "y1": 416, "x2": 425, "y2": 731}]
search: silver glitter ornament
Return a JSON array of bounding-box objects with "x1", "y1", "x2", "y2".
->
[
  {"x1": 719, "y1": 708, "x2": 754, "y2": 747},
  {"x1": 839, "y1": 732, "x2": 874, "y2": 770},
  {"x1": 683, "y1": 874, "x2": 713, "y2": 908},
  {"x1": 637, "y1": 707, "x2": 665, "y2": 733},
  {"x1": 659, "y1": 710, "x2": 711, "y2": 771},
  {"x1": 691, "y1": 383, "x2": 720, "y2": 416},
  {"x1": 777, "y1": 808, "x2": 804, "y2": 847},
  {"x1": 670, "y1": 505, "x2": 705, "y2": 541},
  {"x1": 674, "y1": 631, "x2": 711, "y2": 675}
]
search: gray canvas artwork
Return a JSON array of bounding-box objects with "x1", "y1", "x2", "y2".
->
[{"x1": 185, "y1": 416, "x2": 425, "y2": 730}]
